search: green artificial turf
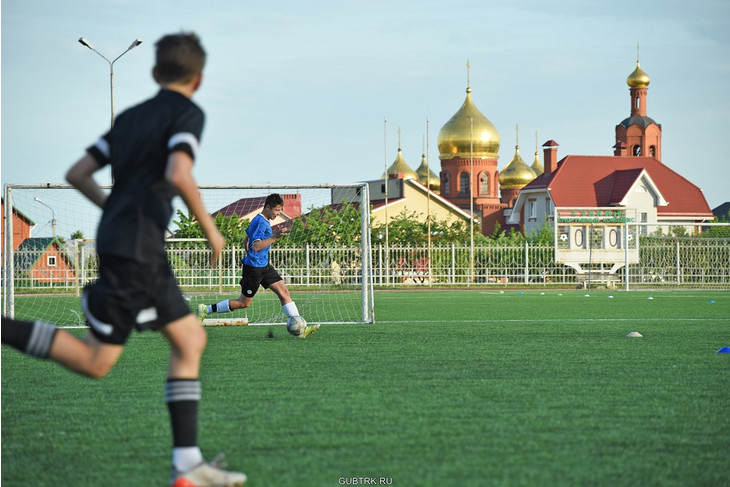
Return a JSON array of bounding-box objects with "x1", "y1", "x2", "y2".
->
[{"x1": 2, "y1": 290, "x2": 729, "y2": 486}]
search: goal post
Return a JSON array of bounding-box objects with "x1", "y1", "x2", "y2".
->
[{"x1": 2, "y1": 183, "x2": 374, "y2": 326}]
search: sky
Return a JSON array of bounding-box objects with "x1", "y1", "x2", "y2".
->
[{"x1": 2, "y1": 0, "x2": 729, "y2": 236}]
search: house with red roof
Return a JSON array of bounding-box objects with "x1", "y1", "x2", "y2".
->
[
  {"x1": 14, "y1": 237, "x2": 76, "y2": 285},
  {"x1": 212, "y1": 193, "x2": 302, "y2": 226},
  {"x1": 1, "y1": 198, "x2": 35, "y2": 266},
  {"x1": 508, "y1": 59, "x2": 713, "y2": 235}
]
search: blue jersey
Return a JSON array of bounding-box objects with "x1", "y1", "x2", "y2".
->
[{"x1": 242, "y1": 213, "x2": 271, "y2": 267}]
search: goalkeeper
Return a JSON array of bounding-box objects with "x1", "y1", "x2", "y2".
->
[{"x1": 199, "y1": 193, "x2": 319, "y2": 338}]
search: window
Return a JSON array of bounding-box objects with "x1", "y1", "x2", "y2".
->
[
  {"x1": 546, "y1": 198, "x2": 553, "y2": 217},
  {"x1": 442, "y1": 173, "x2": 450, "y2": 196},
  {"x1": 47, "y1": 255, "x2": 57, "y2": 267},
  {"x1": 459, "y1": 172, "x2": 470, "y2": 194},
  {"x1": 640, "y1": 212, "x2": 648, "y2": 236},
  {"x1": 633, "y1": 145, "x2": 641, "y2": 156},
  {"x1": 528, "y1": 200, "x2": 537, "y2": 219},
  {"x1": 649, "y1": 145, "x2": 656, "y2": 157},
  {"x1": 478, "y1": 173, "x2": 487, "y2": 195}
]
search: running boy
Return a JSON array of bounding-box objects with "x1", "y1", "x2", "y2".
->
[
  {"x1": 1, "y1": 32, "x2": 246, "y2": 487},
  {"x1": 199, "y1": 193, "x2": 319, "y2": 338}
]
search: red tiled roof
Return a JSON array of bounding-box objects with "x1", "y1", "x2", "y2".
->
[
  {"x1": 214, "y1": 194, "x2": 302, "y2": 219},
  {"x1": 215, "y1": 197, "x2": 267, "y2": 218},
  {"x1": 524, "y1": 155, "x2": 712, "y2": 217}
]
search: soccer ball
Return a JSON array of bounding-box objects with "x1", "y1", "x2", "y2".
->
[{"x1": 286, "y1": 316, "x2": 307, "y2": 336}]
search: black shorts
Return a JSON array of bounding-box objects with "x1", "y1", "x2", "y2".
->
[
  {"x1": 83, "y1": 255, "x2": 192, "y2": 345},
  {"x1": 239, "y1": 263, "x2": 282, "y2": 298}
]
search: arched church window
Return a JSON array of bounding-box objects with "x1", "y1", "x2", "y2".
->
[
  {"x1": 479, "y1": 173, "x2": 489, "y2": 195},
  {"x1": 633, "y1": 145, "x2": 641, "y2": 156},
  {"x1": 649, "y1": 145, "x2": 656, "y2": 157},
  {"x1": 459, "y1": 172, "x2": 470, "y2": 194},
  {"x1": 442, "y1": 173, "x2": 450, "y2": 196}
]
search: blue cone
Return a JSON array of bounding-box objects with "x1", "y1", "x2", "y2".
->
[{"x1": 717, "y1": 347, "x2": 730, "y2": 354}]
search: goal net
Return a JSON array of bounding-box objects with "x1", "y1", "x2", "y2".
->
[{"x1": 3, "y1": 184, "x2": 374, "y2": 327}]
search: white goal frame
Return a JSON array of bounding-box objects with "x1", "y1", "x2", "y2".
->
[{"x1": 3, "y1": 183, "x2": 374, "y2": 325}]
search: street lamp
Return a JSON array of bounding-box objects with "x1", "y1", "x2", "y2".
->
[
  {"x1": 34, "y1": 197, "x2": 56, "y2": 238},
  {"x1": 78, "y1": 37, "x2": 143, "y2": 130}
]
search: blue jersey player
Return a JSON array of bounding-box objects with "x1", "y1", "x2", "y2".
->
[{"x1": 199, "y1": 193, "x2": 319, "y2": 338}]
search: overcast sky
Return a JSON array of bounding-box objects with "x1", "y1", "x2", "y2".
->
[{"x1": 2, "y1": 0, "x2": 728, "y2": 235}]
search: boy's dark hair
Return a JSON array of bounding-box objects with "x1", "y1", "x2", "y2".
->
[
  {"x1": 265, "y1": 194, "x2": 284, "y2": 208},
  {"x1": 154, "y1": 32, "x2": 206, "y2": 84}
]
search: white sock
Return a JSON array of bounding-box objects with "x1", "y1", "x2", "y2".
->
[
  {"x1": 212, "y1": 299, "x2": 230, "y2": 313},
  {"x1": 282, "y1": 301, "x2": 299, "y2": 317},
  {"x1": 173, "y1": 446, "x2": 204, "y2": 472}
]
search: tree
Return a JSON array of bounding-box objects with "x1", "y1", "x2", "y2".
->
[
  {"x1": 701, "y1": 210, "x2": 730, "y2": 238},
  {"x1": 280, "y1": 202, "x2": 363, "y2": 247},
  {"x1": 370, "y1": 210, "x2": 488, "y2": 246},
  {"x1": 171, "y1": 209, "x2": 250, "y2": 246}
]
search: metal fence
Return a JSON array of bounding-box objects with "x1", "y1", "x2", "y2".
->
[{"x1": 8, "y1": 233, "x2": 730, "y2": 293}]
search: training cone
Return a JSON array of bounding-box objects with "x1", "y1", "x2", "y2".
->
[
  {"x1": 717, "y1": 347, "x2": 730, "y2": 354},
  {"x1": 626, "y1": 332, "x2": 643, "y2": 338}
]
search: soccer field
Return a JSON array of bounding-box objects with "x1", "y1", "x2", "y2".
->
[{"x1": 2, "y1": 290, "x2": 729, "y2": 486}]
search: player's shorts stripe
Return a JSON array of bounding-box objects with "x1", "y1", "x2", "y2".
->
[
  {"x1": 168, "y1": 132, "x2": 199, "y2": 158},
  {"x1": 82, "y1": 292, "x2": 113, "y2": 336},
  {"x1": 94, "y1": 137, "x2": 111, "y2": 158}
]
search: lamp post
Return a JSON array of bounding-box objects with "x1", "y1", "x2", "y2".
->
[
  {"x1": 34, "y1": 197, "x2": 56, "y2": 238},
  {"x1": 78, "y1": 37, "x2": 142, "y2": 130}
]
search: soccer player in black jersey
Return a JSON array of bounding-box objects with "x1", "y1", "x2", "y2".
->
[{"x1": 1, "y1": 33, "x2": 246, "y2": 487}]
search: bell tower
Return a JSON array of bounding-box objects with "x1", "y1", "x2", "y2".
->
[{"x1": 614, "y1": 46, "x2": 662, "y2": 161}]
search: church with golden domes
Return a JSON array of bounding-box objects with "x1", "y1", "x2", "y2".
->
[{"x1": 378, "y1": 55, "x2": 712, "y2": 236}]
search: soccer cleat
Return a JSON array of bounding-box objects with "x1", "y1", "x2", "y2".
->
[
  {"x1": 197, "y1": 304, "x2": 209, "y2": 323},
  {"x1": 299, "y1": 324, "x2": 320, "y2": 339},
  {"x1": 170, "y1": 454, "x2": 246, "y2": 487}
]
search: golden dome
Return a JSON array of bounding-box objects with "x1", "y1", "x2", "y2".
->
[
  {"x1": 382, "y1": 148, "x2": 418, "y2": 180},
  {"x1": 415, "y1": 153, "x2": 440, "y2": 191},
  {"x1": 499, "y1": 145, "x2": 537, "y2": 189},
  {"x1": 627, "y1": 60, "x2": 650, "y2": 88},
  {"x1": 531, "y1": 150, "x2": 544, "y2": 176},
  {"x1": 438, "y1": 88, "x2": 500, "y2": 159}
]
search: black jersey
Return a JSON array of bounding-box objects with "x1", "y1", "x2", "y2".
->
[{"x1": 87, "y1": 89, "x2": 204, "y2": 263}]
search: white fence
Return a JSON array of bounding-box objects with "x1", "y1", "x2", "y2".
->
[{"x1": 8, "y1": 234, "x2": 730, "y2": 293}]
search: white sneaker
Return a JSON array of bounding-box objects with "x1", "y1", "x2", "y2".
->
[{"x1": 170, "y1": 454, "x2": 246, "y2": 487}]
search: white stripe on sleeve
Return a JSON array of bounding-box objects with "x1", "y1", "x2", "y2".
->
[
  {"x1": 94, "y1": 138, "x2": 111, "y2": 158},
  {"x1": 168, "y1": 132, "x2": 199, "y2": 158}
]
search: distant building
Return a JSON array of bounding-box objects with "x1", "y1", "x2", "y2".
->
[
  {"x1": 366, "y1": 178, "x2": 472, "y2": 227},
  {"x1": 713, "y1": 202, "x2": 730, "y2": 220},
  {"x1": 371, "y1": 56, "x2": 712, "y2": 236},
  {"x1": 14, "y1": 237, "x2": 75, "y2": 284},
  {"x1": 509, "y1": 59, "x2": 713, "y2": 233},
  {"x1": 211, "y1": 194, "x2": 302, "y2": 227},
  {"x1": 1, "y1": 198, "x2": 35, "y2": 265},
  {"x1": 436, "y1": 84, "x2": 507, "y2": 235}
]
